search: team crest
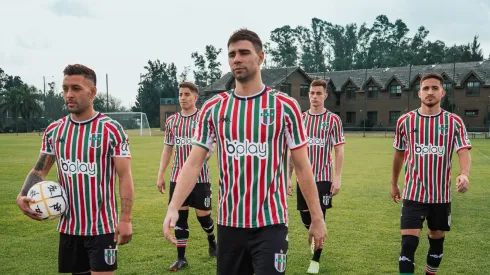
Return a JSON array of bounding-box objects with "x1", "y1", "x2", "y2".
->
[
  {"x1": 321, "y1": 122, "x2": 329, "y2": 131},
  {"x1": 260, "y1": 108, "x2": 275, "y2": 125},
  {"x1": 323, "y1": 195, "x2": 331, "y2": 206},
  {"x1": 439, "y1": 125, "x2": 449, "y2": 136},
  {"x1": 274, "y1": 251, "x2": 287, "y2": 272},
  {"x1": 89, "y1": 133, "x2": 102, "y2": 148},
  {"x1": 204, "y1": 197, "x2": 211, "y2": 208},
  {"x1": 104, "y1": 247, "x2": 117, "y2": 265}
]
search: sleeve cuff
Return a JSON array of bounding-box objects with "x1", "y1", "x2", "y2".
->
[
  {"x1": 456, "y1": 145, "x2": 472, "y2": 152},
  {"x1": 289, "y1": 140, "x2": 308, "y2": 151},
  {"x1": 333, "y1": 142, "x2": 345, "y2": 147},
  {"x1": 40, "y1": 150, "x2": 55, "y2": 155},
  {"x1": 192, "y1": 141, "x2": 210, "y2": 151}
]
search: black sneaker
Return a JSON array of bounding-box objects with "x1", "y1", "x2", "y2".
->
[
  {"x1": 168, "y1": 257, "x2": 188, "y2": 271},
  {"x1": 209, "y1": 241, "x2": 217, "y2": 257}
]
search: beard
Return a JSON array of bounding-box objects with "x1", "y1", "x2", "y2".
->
[
  {"x1": 233, "y1": 67, "x2": 254, "y2": 83},
  {"x1": 421, "y1": 97, "x2": 440, "y2": 107}
]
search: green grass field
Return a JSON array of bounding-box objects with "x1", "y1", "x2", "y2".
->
[{"x1": 1, "y1": 133, "x2": 489, "y2": 274}]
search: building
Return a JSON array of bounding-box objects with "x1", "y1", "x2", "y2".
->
[{"x1": 161, "y1": 61, "x2": 490, "y2": 131}]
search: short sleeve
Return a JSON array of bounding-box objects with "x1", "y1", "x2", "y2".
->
[
  {"x1": 284, "y1": 98, "x2": 307, "y2": 150},
  {"x1": 40, "y1": 125, "x2": 56, "y2": 155},
  {"x1": 192, "y1": 103, "x2": 216, "y2": 151},
  {"x1": 453, "y1": 118, "x2": 472, "y2": 152},
  {"x1": 393, "y1": 116, "x2": 407, "y2": 151},
  {"x1": 331, "y1": 116, "x2": 345, "y2": 146},
  {"x1": 109, "y1": 122, "x2": 131, "y2": 158},
  {"x1": 164, "y1": 118, "x2": 175, "y2": 146}
]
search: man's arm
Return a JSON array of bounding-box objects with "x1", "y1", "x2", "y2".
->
[
  {"x1": 114, "y1": 157, "x2": 134, "y2": 245},
  {"x1": 290, "y1": 145, "x2": 326, "y2": 249},
  {"x1": 157, "y1": 145, "x2": 173, "y2": 193},
  {"x1": 455, "y1": 149, "x2": 471, "y2": 193},
  {"x1": 17, "y1": 153, "x2": 56, "y2": 220},
  {"x1": 163, "y1": 146, "x2": 209, "y2": 244},
  {"x1": 331, "y1": 144, "x2": 344, "y2": 196},
  {"x1": 391, "y1": 150, "x2": 405, "y2": 203},
  {"x1": 287, "y1": 150, "x2": 294, "y2": 196}
]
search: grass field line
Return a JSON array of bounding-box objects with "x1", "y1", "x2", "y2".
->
[{"x1": 475, "y1": 147, "x2": 490, "y2": 162}]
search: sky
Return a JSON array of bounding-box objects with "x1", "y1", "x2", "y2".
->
[{"x1": 1, "y1": 0, "x2": 489, "y2": 108}]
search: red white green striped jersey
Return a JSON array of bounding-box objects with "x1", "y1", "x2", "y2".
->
[
  {"x1": 393, "y1": 109, "x2": 471, "y2": 203},
  {"x1": 40, "y1": 113, "x2": 130, "y2": 236},
  {"x1": 164, "y1": 110, "x2": 210, "y2": 183},
  {"x1": 193, "y1": 87, "x2": 307, "y2": 228},
  {"x1": 302, "y1": 110, "x2": 345, "y2": 182}
]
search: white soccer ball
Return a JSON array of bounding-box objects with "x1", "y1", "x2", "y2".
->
[{"x1": 27, "y1": 181, "x2": 68, "y2": 220}]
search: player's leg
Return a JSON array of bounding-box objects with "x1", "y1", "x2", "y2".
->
[
  {"x1": 425, "y1": 203, "x2": 451, "y2": 275},
  {"x1": 168, "y1": 182, "x2": 190, "y2": 270},
  {"x1": 58, "y1": 233, "x2": 91, "y2": 274},
  {"x1": 85, "y1": 233, "x2": 117, "y2": 275},
  {"x1": 191, "y1": 182, "x2": 217, "y2": 256},
  {"x1": 249, "y1": 224, "x2": 288, "y2": 275},
  {"x1": 216, "y1": 225, "x2": 253, "y2": 275},
  {"x1": 399, "y1": 200, "x2": 427, "y2": 275}
]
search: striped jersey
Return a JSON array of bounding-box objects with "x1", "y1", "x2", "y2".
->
[
  {"x1": 40, "y1": 113, "x2": 130, "y2": 236},
  {"x1": 193, "y1": 87, "x2": 307, "y2": 228},
  {"x1": 393, "y1": 109, "x2": 471, "y2": 203},
  {"x1": 164, "y1": 110, "x2": 210, "y2": 183},
  {"x1": 302, "y1": 110, "x2": 345, "y2": 182}
]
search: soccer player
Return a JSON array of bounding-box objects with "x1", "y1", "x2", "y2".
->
[
  {"x1": 162, "y1": 29, "x2": 327, "y2": 275},
  {"x1": 289, "y1": 79, "x2": 345, "y2": 274},
  {"x1": 156, "y1": 82, "x2": 217, "y2": 271},
  {"x1": 391, "y1": 72, "x2": 471, "y2": 275},
  {"x1": 16, "y1": 64, "x2": 134, "y2": 275}
]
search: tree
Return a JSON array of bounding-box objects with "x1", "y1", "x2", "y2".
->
[
  {"x1": 269, "y1": 25, "x2": 298, "y2": 67},
  {"x1": 191, "y1": 52, "x2": 208, "y2": 87},
  {"x1": 44, "y1": 81, "x2": 65, "y2": 121},
  {"x1": 470, "y1": 35, "x2": 484, "y2": 61},
  {"x1": 133, "y1": 59, "x2": 178, "y2": 127},
  {"x1": 93, "y1": 93, "x2": 127, "y2": 112},
  {"x1": 205, "y1": 45, "x2": 223, "y2": 85},
  {"x1": 0, "y1": 87, "x2": 23, "y2": 133},
  {"x1": 18, "y1": 84, "x2": 43, "y2": 132},
  {"x1": 296, "y1": 18, "x2": 329, "y2": 72},
  {"x1": 179, "y1": 66, "x2": 190, "y2": 83}
]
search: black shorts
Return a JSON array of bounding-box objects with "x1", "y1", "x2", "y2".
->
[
  {"x1": 217, "y1": 224, "x2": 288, "y2": 275},
  {"x1": 297, "y1": 181, "x2": 332, "y2": 210},
  {"x1": 400, "y1": 200, "x2": 451, "y2": 231},
  {"x1": 58, "y1": 233, "x2": 117, "y2": 273},
  {"x1": 169, "y1": 182, "x2": 212, "y2": 210}
]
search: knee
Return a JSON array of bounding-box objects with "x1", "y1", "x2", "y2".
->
[
  {"x1": 299, "y1": 211, "x2": 312, "y2": 228},
  {"x1": 428, "y1": 230, "x2": 445, "y2": 239}
]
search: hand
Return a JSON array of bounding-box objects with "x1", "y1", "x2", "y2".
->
[
  {"x1": 456, "y1": 174, "x2": 469, "y2": 193},
  {"x1": 157, "y1": 176, "x2": 166, "y2": 194},
  {"x1": 16, "y1": 195, "x2": 43, "y2": 221},
  {"x1": 308, "y1": 218, "x2": 327, "y2": 250},
  {"x1": 331, "y1": 178, "x2": 341, "y2": 196},
  {"x1": 163, "y1": 208, "x2": 179, "y2": 245},
  {"x1": 287, "y1": 178, "x2": 293, "y2": 196},
  {"x1": 114, "y1": 220, "x2": 132, "y2": 245},
  {"x1": 391, "y1": 184, "x2": 401, "y2": 203}
]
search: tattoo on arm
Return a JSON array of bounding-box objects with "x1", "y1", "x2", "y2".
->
[
  {"x1": 288, "y1": 155, "x2": 294, "y2": 179},
  {"x1": 20, "y1": 154, "x2": 55, "y2": 196},
  {"x1": 121, "y1": 198, "x2": 133, "y2": 215}
]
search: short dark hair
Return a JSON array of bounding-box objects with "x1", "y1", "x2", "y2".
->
[
  {"x1": 227, "y1": 29, "x2": 263, "y2": 52},
  {"x1": 179, "y1": 82, "x2": 199, "y2": 94},
  {"x1": 420, "y1": 72, "x2": 444, "y2": 87},
  {"x1": 63, "y1": 64, "x2": 97, "y2": 86},
  {"x1": 310, "y1": 79, "x2": 327, "y2": 91}
]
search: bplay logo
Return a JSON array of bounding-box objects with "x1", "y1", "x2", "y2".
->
[
  {"x1": 225, "y1": 139, "x2": 267, "y2": 159},
  {"x1": 60, "y1": 159, "x2": 96, "y2": 176},
  {"x1": 414, "y1": 143, "x2": 445, "y2": 156},
  {"x1": 175, "y1": 136, "x2": 193, "y2": 146},
  {"x1": 307, "y1": 137, "x2": 325, "y2": 146}
]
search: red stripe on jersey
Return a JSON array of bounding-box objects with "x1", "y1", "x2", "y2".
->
[
  {"x1": 257, "y1": 95, "x2": 268, "y2": 227},
  {"x1": 245, "y1": 99, "x2": 253, "y2": 225},
  {"x1": 100, "y1": 126, "x2": 110, "y2": 233},
  {"x1": 231, "y1": 99, "x2": 240, "y2": 227},
  {"x1": 77, "y1": 124, "x2": 87, "y2": 234},
  {"x1": 89, "y1": 121, "x2": 97, "y2": 234}
]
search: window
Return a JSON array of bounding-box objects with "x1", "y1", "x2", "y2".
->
[
  {"x1": 367, "y1": 111, "x2": 378, "y2": 125},
  {"x1": 443, "y1": 83, "x2": 452, "y2": 97},
  {"x1": 413, "y1": 84, "x2": 420, "y2": 98},
  {"x1": 300, "y1": 84, "x2": 309, "y2": 97},
  {"x1": 465, "y1": 110, "x2": 479, "y2": 117},
  {"x1": 334, "y1": 93, "x2": 341, "y2": 106},
  {"x1": 367, "y1": 86, "x2": 378, "y2": 99},
  {"x1": 389, "y1": 111, "x2": 401, "y2": 124},
  {"x1": 346, "y1": 112, "x2": 356, "y2": 124},
  {"x1": 390, "y1": 85, "x2": 402, "y2": 98},
  {"x1": 279, "y1": 83, "x2": 291, "y2": 96},
  {"x1": 345, "y1": 87, "x2": 356, "y2": 100},
  {"x1": 466, "y1": 81, "x2": 480, "y2": 96}
]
